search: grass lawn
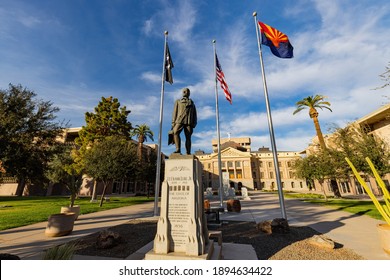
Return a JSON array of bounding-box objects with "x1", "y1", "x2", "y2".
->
[
  {"x1": 0, "y1": 196, "x2": 154, "y2": 231},
  {"x1": 283, "y1": 192, "x2": 385, "y2": 221}
]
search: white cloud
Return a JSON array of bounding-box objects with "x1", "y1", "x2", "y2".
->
[
  {"x1": 140, "y1": 72, "x2": 161, "y2": 83},
  {"x1": 18, "y1": 16, "x2": 42, "y2": 28},
  {"x1": 142, "y1": 19, "x2": 153, "y2": 35},
  {"x1": 197, "y1": 105, "x2": 215, "y2": 121},
  {"x1": 141, "y1": 0, "x2": 198, "y2": 45},
  {"x1": 1, "y1": 0, "x2": 389, "y2": 156}
]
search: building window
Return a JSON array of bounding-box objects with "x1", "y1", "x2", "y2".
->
[
  {"x1": 229, "y1": 170, "x2": 234, "y2": 179},
  {"x1": 289, "y1": 171, "x2": 294, "y2": 178},
  {"x1": 208, "y1": 163, "x2": 211, "y2": 169},
  {"x1": 280, "y1": 171, "x2": 283, "y2": 178},
  {"x1": 282, "y1": 182, "x2": 285, "y2": 188},
  {"x1": 340, "y1": 181, "x2": 351, "y2": 193},
  {"x1": 300, "y1": 182, "x2": 303, "y2": 188},
  {"x1": 268, "y1": 162, "x2": 272, "y2": 168},
  {"x1": 327, "y1": 182, "x2": 332, "y2": 192},
  {"x1": 291, "y1": 182, "x2": 295, "y2": 188},
  {"x1": 269, "y1": 171, "x2": 274, "y2": 179},
  {"x1": 236, "y1": 170, "x2": 242, "y2": 179},
  {"x1": 235, "y1": 161, "x2": 241, "y2": 168},
  {"x1": 259, "y1": 161, "x2": 263, "y2": 167},
  {"x1": 221, "y1": 161, "x2": 226, "y2": 168},
  {"x1": 260, "y1": 172, "x2": 264, "y2": 178},
  {"x1": 287, "y1": 161, "x2": 291, "y2": 167},
  {"x1": 228, "y1": 161, "x2": 233, "y2": 168},
  {"x1": 278, "y1": 161, "x2": 282, "y2": 167}
]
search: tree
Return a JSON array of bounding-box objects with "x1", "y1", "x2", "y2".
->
[
  {"x1": 293, "y1": 95, "x2": 332, "y2": 150},
  {"x1": 45, "y1": 145, "x2": 83, "y2": 207},
  {"x1": 376, "y1": 62, "x2": 390, "y2": 89},
  {"x1": 132, "y1": 124, "x2": 154, "y2": 160},
  {"x1": 76, "y1": 96, "x2": 132, "y2": 146},
  {"x1": 293, "y1": 152, "x2": 336, "y2": 201},
  {"x1": 83, "y1": 136, "x2": 138, "y2": 207},
  {"x1": 294, "y1": 123, "x2": 390, "y2": 199},
  {"x1": 330, "y1": 124, "x2": 390, "y2": 177},
  {"x1": 137, "y1": 148, "x2": 158, "y2": 198},
  {"x1": 0, "y1": 84, "x2": 65, "y2": 196},
  {"x1": 74, "y1": 96, "x2": 133, "y2": 200}
]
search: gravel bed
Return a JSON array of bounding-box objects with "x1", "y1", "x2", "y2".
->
[{"x1": 71, "y1": 219, "x2": 364, "y2": 260}]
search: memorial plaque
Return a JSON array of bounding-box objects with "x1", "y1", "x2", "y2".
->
[{"x1": 167, "y1": 172, "x2": 192, "y2": 252}]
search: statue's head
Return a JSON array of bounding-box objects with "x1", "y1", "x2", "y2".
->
[{"x1": 182, "y1": 88, "x2": 190, "y2": 98}]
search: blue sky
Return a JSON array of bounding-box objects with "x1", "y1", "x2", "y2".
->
[{"x1": 1, "y1": 0, "x2": 389, "y2": 154}]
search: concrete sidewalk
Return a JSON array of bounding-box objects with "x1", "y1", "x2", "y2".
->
[
  {"x1": 0, "y1": 192, "x2": 389, "y2": 260},
  {"x1": 0, "y1": 201, "x2": 155, "y2": 259}
]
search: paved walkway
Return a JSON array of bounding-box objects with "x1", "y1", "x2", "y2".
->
[
  {"x1": 0, "y1": 192, "x2": 389, "y2": 260},
  {"x1": 216, "y1": 193, "x2": 389, "y2": 260}
]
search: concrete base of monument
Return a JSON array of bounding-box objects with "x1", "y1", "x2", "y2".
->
[
  {"x1": 127, "y1": 241, "x2": 257, "y2": 260},
  {"x1": 144, "y1": 240, "x2": 222, "y2": 260}
]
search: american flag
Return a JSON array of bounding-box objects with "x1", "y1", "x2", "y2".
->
[{"x1": 216, "y1": 54, "x2": 232, "y2": 104}]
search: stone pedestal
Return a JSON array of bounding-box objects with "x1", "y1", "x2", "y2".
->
[{"x1": 145, "y1": 155, "x2": 218, "y2": 260}]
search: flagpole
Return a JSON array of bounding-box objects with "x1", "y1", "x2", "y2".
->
[
  {"x1": 154, "y1": 30, "x2": 168, "y2": 217},
  {"x1": 213, "y1": 40, "x2": 224, "y2": 209},
  {"x1": 253, "y1": 12, "x2": 287, "y2": 220}
]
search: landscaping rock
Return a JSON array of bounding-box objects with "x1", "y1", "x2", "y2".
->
[
  {"x1": 96, "y1": 230, "x2": 122, "y2": 249},
  {"x1": 257, "y1": 220, "x2": 272, "y2": 234},
  {"x1": 271, "y1": 218, "x2": 290, "y2": 234},
  {"x1": 308, "y1": 235, "x2": 335, "y2": 250},
  {"x1": 226, "y1": 199, "x2": 241, "y2": 212}
]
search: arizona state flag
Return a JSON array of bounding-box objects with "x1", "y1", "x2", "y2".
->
[{"x1": 258, "y1": 21, "x2": 293, "y2": 58}]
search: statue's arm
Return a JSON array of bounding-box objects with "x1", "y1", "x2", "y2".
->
[{"x1": 172, "y1": 100, "x2": 178, "y2": 126}]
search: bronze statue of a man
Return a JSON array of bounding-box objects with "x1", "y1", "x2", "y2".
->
[{"x1": 171, "y1": 88, "x2": 197, "y2": 155}]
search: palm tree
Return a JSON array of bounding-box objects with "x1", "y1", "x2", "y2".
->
[
  {"x1": 132, "y1": 124, "x2": 154, "y2": 160},
  {"x1": 293, "y1": 95, "x2": 332, "y2": 150}
]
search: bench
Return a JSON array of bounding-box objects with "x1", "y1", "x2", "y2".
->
[
  {"x1": 205, "y1": 207, "x2": 224, "y2": 224},
  {"x1": 208, "y1": 230, "x2": 222, "y2": 246}
]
